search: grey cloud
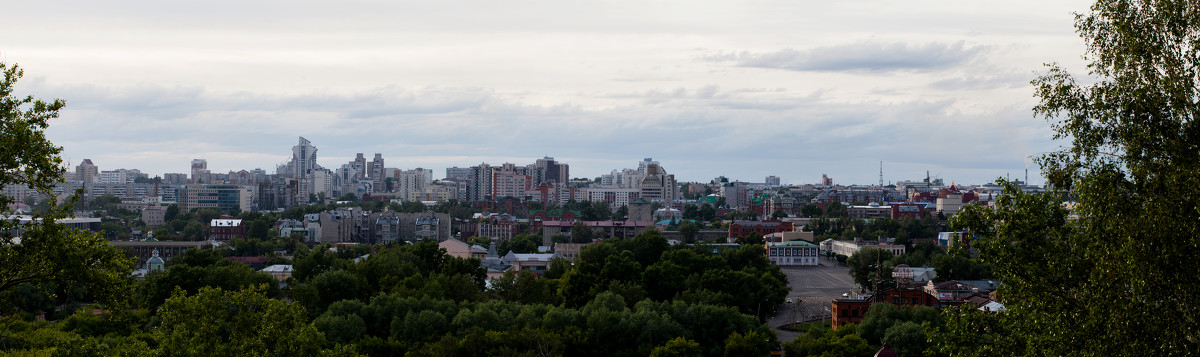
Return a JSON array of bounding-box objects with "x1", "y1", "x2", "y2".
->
[
  {"x1": 44, "y1": 82, "x2": 1055, "y2": 185},
  {"x1": 600, "y1": 85, "x2": 821, "y2": 111},
  {"x1": 927, "y1": 73, "x2": 1032, "y2": 91},
  {"x1": 704, "y1": 41, "x2": 988, "y2": 73},
  {"x1": 34, "y1": 82, "x2": 501, "y2": 119}
]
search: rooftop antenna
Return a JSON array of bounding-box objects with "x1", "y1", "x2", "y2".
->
[{"x1": 879, "y1": 161, "x2": 884, "y2": 188}]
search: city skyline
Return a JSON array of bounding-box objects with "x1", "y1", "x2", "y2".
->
[
  {"x1": 2, "y1": 0, "x2": 1094, "y2": 185},
  {"x1": 61, "y1": 144, "x2": 1038, "y2": 187}
]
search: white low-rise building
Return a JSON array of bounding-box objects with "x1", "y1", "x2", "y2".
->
[
  {"x1": 822, "y1": 237, "x2": 906, "y2": 257},
  {"x1": 765, "y1": 240, "x2": 819, "y2": 267}
]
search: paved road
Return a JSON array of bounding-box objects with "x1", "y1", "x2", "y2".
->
[{"x1": 766, "y1": 257, "x2": 857, "y2": 343}]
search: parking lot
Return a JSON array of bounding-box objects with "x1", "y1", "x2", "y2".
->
[{"x1": 766, "y1": 257, "x2": 858, "y2": 342}]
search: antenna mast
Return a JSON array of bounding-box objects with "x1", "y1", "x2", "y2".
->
[{"x1": 879, "y1": 161, "x2": 884, "y2": 188}]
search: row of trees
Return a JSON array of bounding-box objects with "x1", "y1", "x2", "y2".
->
[
  {"x1": 4, "y1": 229, "x2": 787, "y2": 356},
  {"x1": 845, "y1": 243, "x2": 993, "y2": 292},
  {"x1": 807, "y1": 215, "x2": 941, "y2": 244},
  {"x1": 786, "y1": 303, "x2": 949, "y2": 357}
]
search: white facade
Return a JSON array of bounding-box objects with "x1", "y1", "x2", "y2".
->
[
  {"x1": 936, "y1": 193, "x2": 964, "y2": 216},
  {"x1": 397, "y1": 169, "x2": 429, "y2": 199},
  {"x1": 653, "y1": 208, "x2": 682, "y2": 220},
  {"x1": 99, "y1": 170, "x2": 128, "y2": 184},
  {"x1": 446, "y1": 167, "x2": 472, "y2": 180},
  {"x1": 766, "y1": 240, "x2": 819, "y2": 267},
  {"x1": 290, "y1": 137, "x2": 320, "y2": 179},
  {"x1": 583, "y1": 187, "x2": 641, "y2": 209},
  {"x1": 824, "y1": 238, "x2": 906, "y2": 257},
  {"x1": 309, "y1": 168, "x2": 334, "y2": 198}
]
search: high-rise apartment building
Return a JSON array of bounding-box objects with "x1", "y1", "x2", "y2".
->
[
  {"x1": 638, "y1": 163, "x2": 678, "y2": 203},
  {"x1": 162, "y1": 173, "x2": 189, "y2": 185},
  {"x1": 535, "y1": 156, "x2": 569, "y2": 184},
  {"x1": 180, "y1": 184, "x2": 254, "y2": 212},
  {"x1": 76, "y1": 159, "x2": 99, "y2": 183},
  {"x1": 98, "y1": 168, "x2": 144, "y2": 184},
  {"x1": 308, "y1": 168, "x2": 334, "y2": 198},
  {"x1": 396, "y1": 169, "x2": 429, "y2": 199},
  {"x1": 98, "y1": 170, "x2": 127, "y2": 184},
  {"x1": 446, "y1": 167, "x2": 472, "y2": 180},
  {"x1": 638, "y1": 158, "x2": 660, "y2": 175},
  {"x1": 469, "y1": 163, "x2": 493, "y2": 201},
  {"x1": 352, "y1": 153, "x2": 367, "y2": 180},
  {"x1": 369, "y1": 154, "x2": 384, "y2": 192},
  {"x1": 492, "y1": 166, "x2": 532, "y2": 199},
  {"x1": 290, "y1": 137, "x2": 320, "y2": 179},
  {"x1": 191, "y1": 159, "x2": 209, "y2": 183},
  {"x1": 369, "y1": 154, "x2": 384, "y2": 179}
]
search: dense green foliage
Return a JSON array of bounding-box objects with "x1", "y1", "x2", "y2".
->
[
  {"x1": 846, "y1": 243, "x2": 992, "y2": 291},
  {"x1": 807, "y1": 216, "x2": 939, "y2": 244},
  {"x1": 931, "y1": 1, "x2": 1200, "y2": 354},
  {"x1": 783, "y1": 323, "x2": 873, "y2": 357},
  {"x1": 138, "y1": 249, "x2": 282, "y2": 311},
  {"x1": 154, "y1": 286, "x2": 337, "y2": 356},
  {"x1": 3, "y1": 225, "x2": 787, "y2": 356},
  {"x1": 856, "y1": 304, "x2": 943, "y2": 356},
  {"x1": 0, "y1": 61, "x2": 134, "y2": 314}
]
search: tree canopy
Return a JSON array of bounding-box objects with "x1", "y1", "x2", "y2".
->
[
  {"x1": 940, "y1": 1, "x2": 1200, "y2": 354},
  {"x1": 0, "y1": 62, "x2": 133, "y2": 308}
]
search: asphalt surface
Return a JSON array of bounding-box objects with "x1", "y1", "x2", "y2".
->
[{"x1": 766, "y1": 257, "x2": 857, "y2": 343}]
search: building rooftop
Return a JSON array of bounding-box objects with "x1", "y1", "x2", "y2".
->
[
  {"x1": 209, "y1": 219, "x2": 242, "y2": 227},
  {"x1": 730, "y1": 220, "x2": 788, "y2": 227},
  {"x1": 538, "y1": 220, "x2": 654, "y2": 227},
  {"x1": 261, "y1": 264, "x2": 293, "y2": 274},
  {"x1": 503, "y1": 252, "x2": 558, "y2": 262},
  {"x1": 766, "y1": 240, "x2": 817, "y2": 247}
]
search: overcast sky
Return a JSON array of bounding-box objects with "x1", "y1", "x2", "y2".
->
[{"x1": 2, "y1": 0, "x2": 1094, "y2": 186}]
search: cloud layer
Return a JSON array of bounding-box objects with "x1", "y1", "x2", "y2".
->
[
  {"x1": 703, "y1": 41, "x2": 988, "y2": 73},
  {"x1": 2, "y1": 0, "x2": 1094, "y2": 185}
]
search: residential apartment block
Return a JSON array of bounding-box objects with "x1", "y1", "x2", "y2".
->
[
  {"x1": 180, "y1": 184, "x2": 255, "y2": 212},
  {"x1": 316, "y1": 207, "x2": 451, "y2": 244}
]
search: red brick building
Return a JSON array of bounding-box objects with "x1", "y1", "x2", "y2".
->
[
  {"x1": 207, "y1": 219, "x2": 246, "y2": 241},
  {"x1": 832, "y1": 287, "x2": 965, "y2": 328},
  {"x1": 478, "y1": 197, "x2": 527, "y2": 217},
  {"x1": 529, "y1": 209, "x2": 580, "y2": 221},
  {"x1": 727, "y1": 220, "x2": 794, "y2": 239},
  {"x1": 477, "y1": 213, "x2": 519, "y2": 240},
  {"x1": 890, "y1": 203, "x2": 927, "y2": 220}
]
